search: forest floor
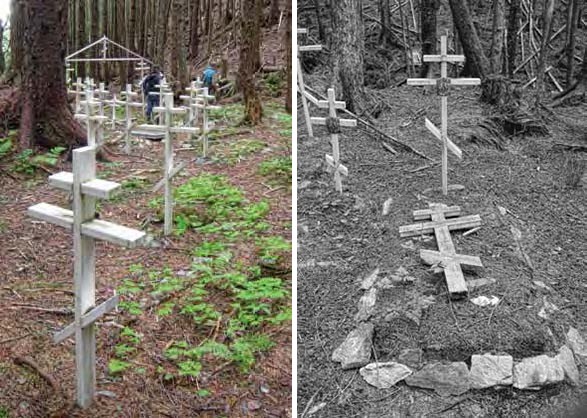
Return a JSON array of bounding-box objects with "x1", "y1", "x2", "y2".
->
[
  {"x1": 0, "y1": 87, "x2": 292, "y2": 416},
  {"x1": 297, "y1": 70, "x2": 587, "y2": 417}
]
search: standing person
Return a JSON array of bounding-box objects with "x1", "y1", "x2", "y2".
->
[
  {"x1": 202, "y1": 63, "x2": 217, "y2": 95},
  {"x1": 142, "y1": 67, "x2": 163, "y2": 121}
]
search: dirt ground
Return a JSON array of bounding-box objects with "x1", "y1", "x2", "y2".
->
[
  {"x1": 0, "y1": 85, "x2": 292, "y2": 416},
  {"x1": 296, "y1": 69, "x2": 587, "y2": 416}
]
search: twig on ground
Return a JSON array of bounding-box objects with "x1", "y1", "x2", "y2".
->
[
  {"x1": 9, "y1": 304, "x2": 72, "y2": 315},
  {"x1": 14, "y1": 356, "x2": 60, "y2": 392},
  {"x1": 0, "y1": 332, "x2": 33, "y2": 345}
]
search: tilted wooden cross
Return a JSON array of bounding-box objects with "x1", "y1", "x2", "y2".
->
[
  {"x1": 310, "y1": 88, "x2": 357, "y2": 193},
  {"x1": 136, "y1": 93, "x2": 200, "y2": 235},
  {"x1": 27, "y1": 146, "x2": 146, "y2": 408},
  {"x1": 399, "y1": 203, "x2": 482, "y2": 299},
  {"x1": 407, "y1": 35, "x2": 480, "y2": 195},
  {"x1": 297, "y1": 28, "x2": 322, "y2": 138}
]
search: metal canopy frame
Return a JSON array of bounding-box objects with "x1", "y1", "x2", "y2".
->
[{"x1": 66, "y1": 36, "x2": 155, "y2": 65}]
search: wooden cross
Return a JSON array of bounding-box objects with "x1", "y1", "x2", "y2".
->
[
  {"x1": 192, "y1": 87, "x2": 220, "y2": 157},
  {"x1": 136, "y1": 93, "x2": 200, "y2": 235},
  {"x1": 135, "y1": 60, "x2": 150, "y2": 84},
  {"x1": 179, "y1": 78, "x2": 204, "y2": 127},
  {"x1": 120, "y1": 84, "x2": 144, "y2": 153},
  {"x1": 407, "y1": 35, "x2": 480, "y2": 195},
  {"x1": 399, "y1": 204, "x2": 482, "y2": 299},
  {"x1": 310, "y1": 88, "x2": 357, "y2": 193},
  {"x1": 76, "y1": 88, "x2": 108, "y2": 147},
  {"x1": 67, "y1": 77, "x2": 85, "y2": 113},
  {"x1": 27, "y1": 146, "x2": 146, "y2": 408},
  {"x1": 297, "y1": 28, "x2": 322, "y2": 138}
]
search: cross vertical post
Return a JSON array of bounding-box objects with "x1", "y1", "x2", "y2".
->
[
  {"x1": 72, "y1": 147, "x2": 97, "y2": 408},
  {"x1": 297, "y1": 28, "x2": 322, "y2": 138},
  {"x1": 163, "y1": 93, "x2": 174, "y2": 236},
  {"x1": 407, "y1": 34, "x2": 480, "y2": 195}
]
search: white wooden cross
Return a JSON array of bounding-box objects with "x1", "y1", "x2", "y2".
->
[
  {"x1": 27, "y1": 145, "x2": 146, "y2": 408},
  {"x1": 67, "y1": 78, "x2": 85, "y2": 114},
  {"x1": 76, "y1": 88, "x2": 109, "y2": 147},
  {"x1": 297, "y1": 28, "x2": 322, "y2": 138},
  {"x1": 135, "y1": 60, "x2": 150, "y2": 85},
  {"x1": 192, "y1": 87, "x2": 220, "y2": 158},
  {"x1": 136, "y1": 93, "x2": 200, "y2": 235},
  {"x1": 399, "y1": 203, "x2": 482, "y2": 299},
  {"x1": 119, "y1": 84, "x2": 144, "y2": 153},
  {"x1": 310, "y1": 88, "x2": 357, "y2": 193},
  {"x1": 179, "y1": 78, "x2": 204, "y2": 127},
  {"x1": 407, "y1": 35, "x2": 480, "y2": 195}
]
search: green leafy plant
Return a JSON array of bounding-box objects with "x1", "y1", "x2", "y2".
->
[
  {"x1": 263, "y1": 72, "x2": 284, "y2": 97},
  {"x1": 230, "y1": 334, "x2": 275, "y2": 372},
  {"x1": 258, "y1": 156, "x2": 292, "y2": 187},
  {"x1": 256, "y1": 236, "x2": 291, "y2": 266},
  {"x1": 108, "y1": 359, "x2": 131, "y2": 375},
  {"x1": 13, "y1": 147, "x2": 66, "y2": 175}
]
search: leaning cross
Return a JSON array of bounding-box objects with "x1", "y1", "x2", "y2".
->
[
  {"x1": 399, "y1": 203, "x2": 482, "y2": 299},
  {"x1": 310, "y1": 88, "x2": 356, "y2": 193},
  {"x1": 407, "y1": 35, "x2": 480, "y2": 195},
  {"x1": 297, "y1": 28, "x2": 322, "y2": 138},
  {"x1": 136, "y1": 93, "x2": 200, "y2": 235},
  {"x1": 27, "y1": 146, "x2": 146, "y2": 408}
]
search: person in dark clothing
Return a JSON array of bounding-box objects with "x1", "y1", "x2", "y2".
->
[{"x1": 142, "y1": 67, "x2": 163, "y2": 121}]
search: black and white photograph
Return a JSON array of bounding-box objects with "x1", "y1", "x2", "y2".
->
[{"x1": 297, "y1": 0, "x2": 587, "y2": 416}]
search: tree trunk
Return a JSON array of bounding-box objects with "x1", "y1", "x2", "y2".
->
[
  {"x1": 312, "y1": 0, "x2": 326, "y2": 42},
  {"x1": 239, "y1": 0, "x2": 263, "y2": 124},
  {"x1": 535, "y1": 0, "x2": 555, "y2": 103},
  {"x1": 565, "y1": 0, "x2": 580, "y2": 87},
  {"x1": 330, "y1": 0, "x2": 366, "y2": 113},
  {"x1": 127, "y1": 0, "x2": 137, "y2": 81},
  {"x1": 91, "y1": 0, "x2": 100, "y2": 79},
  {"x1": 0, "y1": 20, "x2": 5, "y2": 75},
  {"x1": 20, "y1": 0, "x2": 85, "y2": 149},
  {"x1": 448, "y1": 0, "x2": 489, "y2": 78},
  {"x1": 77, "y1": 0, "x2": 86, "y2": 79},
  {"x1": 506, "y1": 0, "x2": 520, "y2": 77},
  {"x1": 284, "y1": 5, "x2": 292, "y2": 113},
  {"x1": 420, "y1": 0, "x2": 440, "y2": 77},
  {"x1": 489, "y1": 0, "x2": 505, "y2": 75},
  {"x1": 379, "y1": 0, "x2": 393, "y2": 47},
  {"x1": 268, "y1": 0, "x2": 280, "y2": 26},
  {"x1": 190, "y1": 0, "x2": 200, "y2": 60}
]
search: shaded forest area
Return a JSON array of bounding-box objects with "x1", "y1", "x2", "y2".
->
[
  {"x1": 301, "y1": 0, "x2": 587, "y2": 123},
  {"x1": 0, "y1": 0, "x2": 291, "y2": 150}
]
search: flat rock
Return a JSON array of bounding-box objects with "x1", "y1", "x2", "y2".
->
[
  {"x1": 556, "y1": 345, "x2": 580, "y2": 386},
  {"x1": 397, "y1": 348, "x2": 423, "y2": 370},
  {"x1": 360, "y1": 362, "x2": 413, "y2": 389},
  {"x1": 513, "y1": 355, "x2": 564, "y2": 390},
  {"x1": 567, "y1": 327, "x2": 587, "y2": 364},
  {"x1": 360, "y1": 268, "x2": 380, "y2": 290},
  {"x1": 332, "y1": 323, "x2": 373, "y2": 370},
  {"x1": 469, "y1": 354, "x2": 513, "y2": 389},
  {"x1": 467, "y1": 278, "x2": 496, "y2": 290},
  {"x1": 405, "y1": 362, "x2": 470, "y2": 396},
  {"x1": 355, "y1": 288, "x2": 377, "y2": 322}
]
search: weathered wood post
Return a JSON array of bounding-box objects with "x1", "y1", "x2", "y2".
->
[
  {"x1": 27, "y1": 146, "x2": 146, "y2": 408},
  {"x1": 136, "y1": 93, "x2": 199, "y2": 235},
  {"x1": 407, "y1": 35, "x2": 481, "y2": 195},
  {"x1": 297, "y1": 28, "x2": 322, "y2": 138}
]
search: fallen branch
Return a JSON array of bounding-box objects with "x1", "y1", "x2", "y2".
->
[
  {"x1": 304, "y1": 85, "x2": 432, "y2": 160},
  {"x1": 14, "y1": 356, "x2": 60, "y2": 392}
]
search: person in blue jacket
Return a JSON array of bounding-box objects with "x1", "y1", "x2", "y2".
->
[{"x1": 202, "y1": 63, "x2": 217, "y2": 94}]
